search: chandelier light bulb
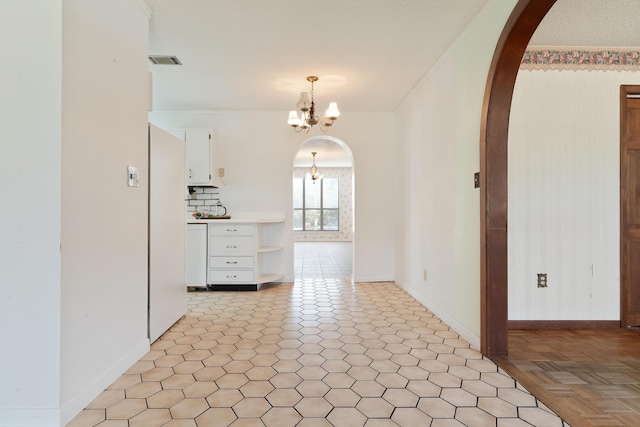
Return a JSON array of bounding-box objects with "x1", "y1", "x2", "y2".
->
[
  {"x1": 296, "y1": 92, "x2": 311, "y2": 111},
  {"x1": 326, "y1": 102, "x2": 340, "y2": 120},
  {"x1": 288, "y1": 110, "x2": 301, "y2": 127}
]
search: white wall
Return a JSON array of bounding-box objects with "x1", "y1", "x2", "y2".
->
[
  {"x1": 60, "y1": 0, "x2": 151, "y2": 423},
  {"x1": 394, "y1": 0, "x2": 518, "y2": 349},
  {"x1": 0, "y1": 1, "x2": 151, "y2": 425},
  {"x1": 508, "y1": 69, "x2": 640, "y2": 320},
  {"x1": 0, "y1": 2, "x2": 63, "y2": 424},
  {"x1": 149, "y1": 110, "x2": 396, "y2": 282}
]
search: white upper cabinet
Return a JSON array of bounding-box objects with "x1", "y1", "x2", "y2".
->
[
  {"x1": 170, "y1": 129, "x2": 213, "y2": 186},
  {"x1": 186, "y1": 130, "x2": 212, "y2": 185}
]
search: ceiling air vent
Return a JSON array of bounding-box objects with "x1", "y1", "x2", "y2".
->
[{"x1": 148, "y1": 55, "x2": 182, "y2": 65}]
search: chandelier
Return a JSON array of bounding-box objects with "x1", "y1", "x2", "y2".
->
[
  {"x1": 307, "y1": 152, "x2": 323, "y2": 181},
  {"x1": 287, "y1": 76, "x2": 340, "y2": 133}
]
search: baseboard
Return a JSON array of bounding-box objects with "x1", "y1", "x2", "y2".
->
[
  {"x1": 60, "y1": 338, "x2": 150, "y2": 426},
  {"x1": 0, "y1": 408, "x2": 60, "y2": 427},
  {"x1": 354, "y1": 276, "x2": 395, "y2": 283},
  {"x1": 508, "y1": 320, "x2": 621, "y2": 330},
  {"x1": 395, "y1": 279, "x2": 481, "y2": 351}
]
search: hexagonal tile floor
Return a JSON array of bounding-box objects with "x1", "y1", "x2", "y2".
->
[{"x1": 68, "y1": 279, "x2": 570, "y2": 426}]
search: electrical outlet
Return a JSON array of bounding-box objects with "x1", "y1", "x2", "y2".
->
[
  {"x1": 423, "y1": 269, "x2": 428, "y2": 282},
  {"x1": 218, "y1": 168, "x2": 225, "y2": 177},
  {"x1": 474, "y1": 172, "x2": 480, "y2": 188},
  {"x1": 537, "y1": 273, "x2": 547, "y2": 288}
]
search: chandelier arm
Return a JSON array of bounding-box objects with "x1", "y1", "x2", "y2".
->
[{"x1": 319, "y1": 119, "x2": 334, "y2": 132}]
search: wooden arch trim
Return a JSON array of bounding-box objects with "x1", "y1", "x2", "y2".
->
[{"x1": 480, "y1": 0, "x2": 556, "y2": 358}]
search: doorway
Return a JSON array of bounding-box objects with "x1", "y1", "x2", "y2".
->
[
  {"x1": 483, "y1": 0, "x2": 638, "y2": 357},
  {"x1": 481, "y1": 0, "x2": 557, "y2": 357},
  {"x1": 293, "y1": 136, "x2": 354, "y2": 280},
  {"x1": 621, "y1": 85, "x2": 640, "y2": 327}
]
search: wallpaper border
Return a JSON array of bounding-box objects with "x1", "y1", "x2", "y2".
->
[{"x1": 521, "y1": 47, "x2": 640, "y2": 71}]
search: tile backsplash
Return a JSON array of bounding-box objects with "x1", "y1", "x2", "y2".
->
[{"x1": 186, "y1": 187, "x2": 220, "y2": 213}]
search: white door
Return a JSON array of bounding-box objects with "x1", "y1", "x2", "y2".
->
[{"x1": 149, "y1": 124, "x2": 186, "y2": 342}]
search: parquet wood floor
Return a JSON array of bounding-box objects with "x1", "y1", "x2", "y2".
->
[{"x1": 496, "y1": 329, "x2": 640, "y2": 427}]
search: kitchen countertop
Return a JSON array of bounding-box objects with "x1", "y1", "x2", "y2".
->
[{"x1": 186, "y1": 212, "x2": 285, "y2": 225}]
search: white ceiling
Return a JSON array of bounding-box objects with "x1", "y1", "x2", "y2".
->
[
  {"x1": 529, "y1": 0, "x2": 640, "y2": 48},
  {"x1": 147, "y1": 0, "x2": 491, "y2": 113},
  {"x1": 147, "y1": 0, "x2": 640, "y2": 167}
]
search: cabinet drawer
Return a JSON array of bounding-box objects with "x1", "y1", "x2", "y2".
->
[
  {"x1": 208, "y1": 270, "x2": 254, "y2": 283},
  {"x1": 210, "y1": 256, "x2": 254, "y2": 269},
  {"x1": 209, "y1": 224, "x2": 254, "y2": 236},
  {"x1": 210, "y1": 236, "x2": 253, "y2": 256}
]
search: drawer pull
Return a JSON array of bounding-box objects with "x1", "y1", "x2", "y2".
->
[
  {"x1": 226, "y1": 275, "x2": 237, "y2": 278},
  {"x1": 226, "y1": 245, "x2": 237, "y2": 249},
  {"x1": 226, "y1": 261, "x2": 238, "y2": 265},
  {"x1": 226, "y1": 228, "x2": 237, "y2": 232}
]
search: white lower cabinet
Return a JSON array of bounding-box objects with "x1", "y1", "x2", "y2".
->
[
  {"x1": 210, "y1": 256, "x2": 254, "y2": 269},
  {"x1": 209, "y1": 270, "x2": 255, "y2": 283},
  {"x1": 206, "y1": 218, "x2": 284, "y2": 290},
  {"x1": 185, "y1": 224, "x2": 207, "y2": 287},
  {"x1": 210, "y1": 235, "x2": 254, "y2": 256}
]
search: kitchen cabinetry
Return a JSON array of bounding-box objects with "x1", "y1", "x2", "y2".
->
[
  {"x1": 170, "y1": 129, "x2": 214, "y2": 186},
  {"x1": 186, "y1": 224, "x2": 207, "y2": 287},
  {"x1": 207, "y1": 218, "x2": 284, "y2": 290}
]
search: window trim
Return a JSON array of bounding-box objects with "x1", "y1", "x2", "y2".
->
[{"x1": 294, "y1": 178, "x2": 339, "y2": 231}]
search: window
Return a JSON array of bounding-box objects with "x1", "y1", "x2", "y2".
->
[{"x1": 293, "y1": 178, "x2": 339, "y2": 231}]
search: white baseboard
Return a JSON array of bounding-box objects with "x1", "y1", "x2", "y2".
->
[
  {"x1": 353, "y1": 276, "x2": 395, "y2": 283},
  {"x1": 60, "y1": 338, "x2": 150, "y2": 426},
  {"x1": 0, "y1": 408, "x2": 60, "y2": 427},
  {"x1": 394, "y1": 279, "x2": 481, "y2": 351}
]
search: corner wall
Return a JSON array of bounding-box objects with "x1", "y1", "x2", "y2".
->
[
  {"x1": 58, "y1": 0, "x2": 152, "y2": 424},
  {"x1": 0, "y1": 2, "x2": 63, "y2": 424},
  {"x1": 394, "y1": 0, "x2": 518, "y2": 348}
]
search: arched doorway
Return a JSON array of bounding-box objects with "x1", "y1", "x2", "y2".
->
[
  {"x1": 480, "y1": 0, "x2": 557, "y2": 358},
  {"x1": 293, "y1": 136, "x2": 355, "y2": 280}
]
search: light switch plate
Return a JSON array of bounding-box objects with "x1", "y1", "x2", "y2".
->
[{"x1": 127, "y1": 165, "x2": 140, "y2": 187}]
